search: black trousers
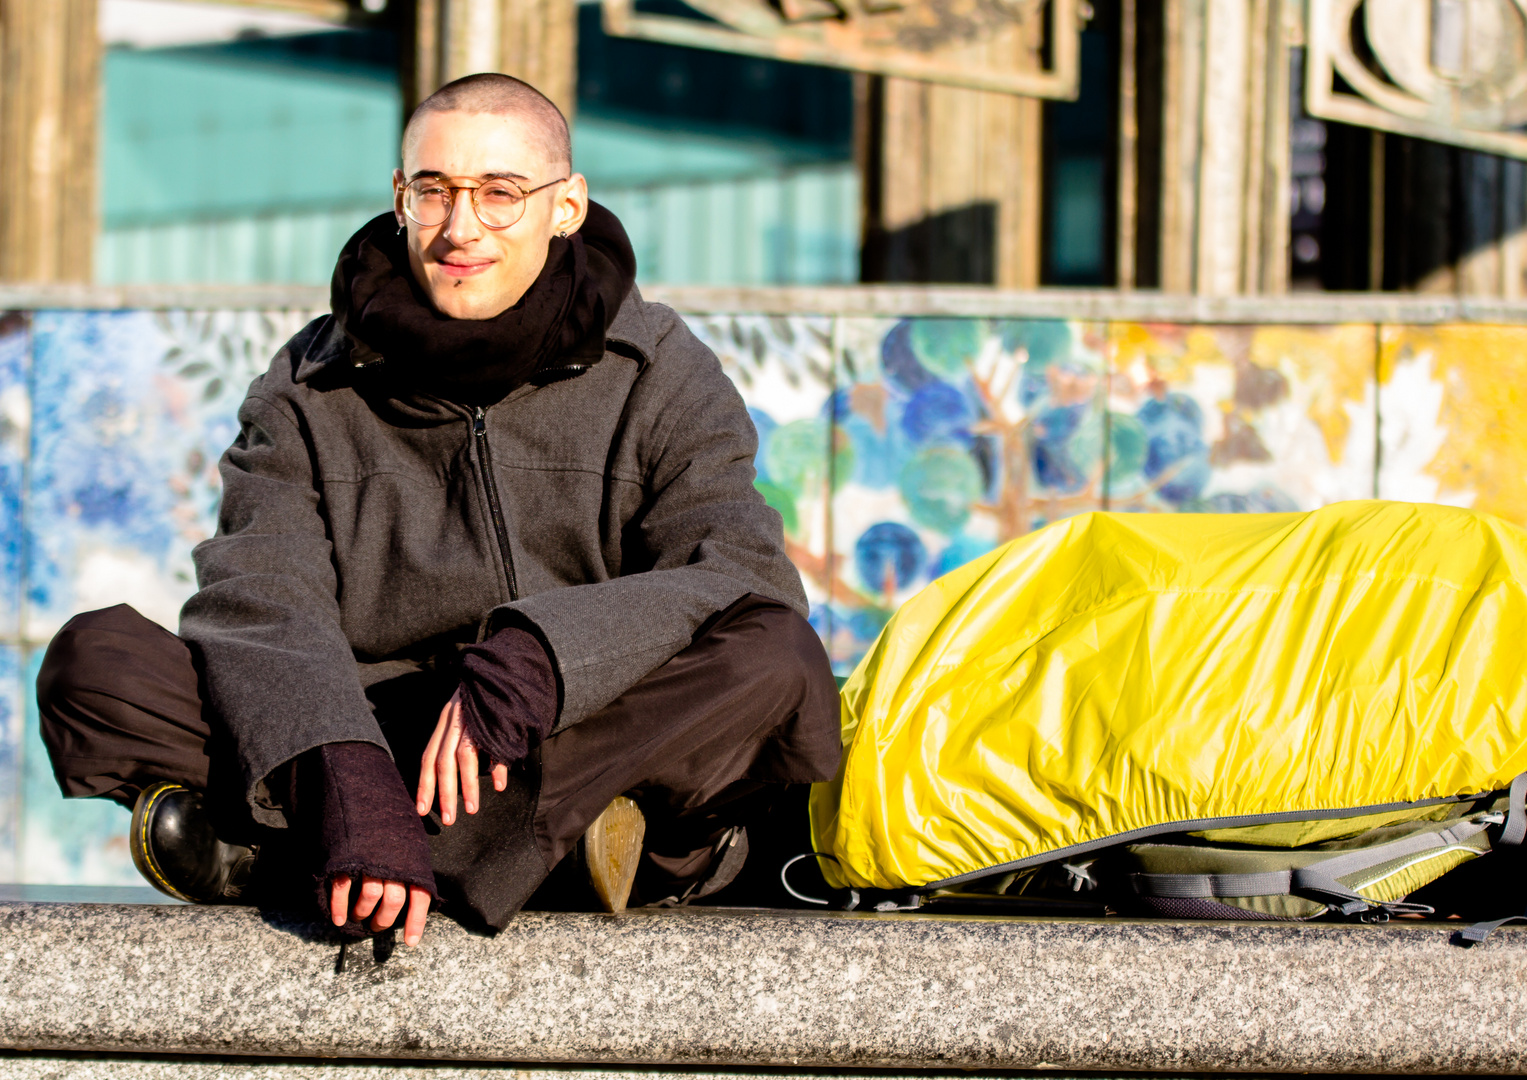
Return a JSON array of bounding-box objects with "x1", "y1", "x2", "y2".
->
[{"x1": 35, "y1": 595, "x2": 841, "y2": 928}]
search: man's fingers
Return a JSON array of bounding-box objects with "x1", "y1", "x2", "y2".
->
[
  {"x1": 403, "y1": 885, "x2": 431, "y2": 947},
  {"x1": 492, "y1": 762, "x2": 508, "y2": 792},
  {"x1": 371, "y1": 880, "x2": 407, "y2": 930},
  {"x1": 330, "y1": 876, "x2": 352, "y2": 927},
  {"x1": 460, "y1": 737, "x2": 480, "y2": 815},
  {"x1": 437, "y1": 711, "x2": 462, "y2": 825},
  {"x1": 353, "y1": 876, "x2": 386, "y2": 920},
  {"x1": 416, "y1": 701, "x2": 452, "y2": 814}
]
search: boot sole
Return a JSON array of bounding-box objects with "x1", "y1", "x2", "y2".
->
[
  {"x1": 130, "y1": 781, "x2": 197, "y2": 903},
  {"x1": 584, "y1": 796, "x2": 645, "y2": 913}
]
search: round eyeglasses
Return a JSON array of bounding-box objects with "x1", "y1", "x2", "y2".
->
[{"x1": 399, "y1": 175, "x2": 567, "y2": 230}]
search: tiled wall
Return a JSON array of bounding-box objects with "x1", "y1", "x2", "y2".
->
[{"x1": 2, "y1": 307, "x2": 1524, "y2": 885}]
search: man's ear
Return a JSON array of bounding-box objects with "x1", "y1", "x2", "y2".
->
[
  {"x1": 555, "y1": 175, "x2": 590, "y2": 235},
  {"x1": 392, "y1": 168, "x2": 407, "y2": 230}
]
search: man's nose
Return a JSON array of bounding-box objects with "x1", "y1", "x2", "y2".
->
[{"x1": 444, "y1": 189, "x2": 483, "y2": 245}]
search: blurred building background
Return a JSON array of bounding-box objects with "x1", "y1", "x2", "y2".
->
[
  {"x1": 86, "y1": 0, "x2": 865, "y2": 286},
  {"x1": 0, "y1": 0, "x2": 1516, "y2": 293},
  {"x1": 87, "y1": 0, "x2": 861, "y2": 287}
]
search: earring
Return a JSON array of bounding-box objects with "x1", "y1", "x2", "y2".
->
[
  {"x1": 397, "y1": 222, "x2": 405, "y2": 235},
  {"x1": 558, "y1": 230, "x2": 568, "y2": 238}
]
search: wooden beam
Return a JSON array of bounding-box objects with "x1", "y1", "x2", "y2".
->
[
  {"x1": 414, "y1": 0, "x2": 577, "y2": 116},
  {"x1": 1255, "y1": 0, "x2": 1290, "y2": 293},
  {"x1": 499, "y1": 0, "x2": 577, "y2": 119},
  {"x1": 1116, "y1": 0, "x2": 1138, "y2": 289},
  {"x1": 601, "y1": 0, "x2": 1081, "y2": 98},
  {"x1": 0, "y1": 0, "x2": 100, "y2": 283},
  {"x1": 1154, "y1": 0, "x2": 1290, "y2": 294},
  {"x1": 180, "y1": 0, "x2": 350, "y2": 17},
  {"x1": 1157, "y1": 0, "x2": 1198, "y2": 291},
  {"x1": 861, "y1": 21, "x2": 1044, "y2": 287}
]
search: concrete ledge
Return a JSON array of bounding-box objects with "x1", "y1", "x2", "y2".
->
[
  {"x1": 1, "y1": 903, "x2": 1526, "y2": 1073},
  {"x1": 0, "y1": 1059, "x2": 1331, "y2": 1080}
]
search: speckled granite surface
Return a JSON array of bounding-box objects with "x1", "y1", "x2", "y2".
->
[
  {"x1": 0, "y1": 1061, "x2": 1260, "y2": 1080},
  {"x1": 0, "y1": 1061, "x2": 1294, "y2": 1080},
  {"x1": 1, "y1": 903, "x2": 1525, "y2": 1073}
]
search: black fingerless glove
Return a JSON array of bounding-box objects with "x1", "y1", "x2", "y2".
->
[
  {"x1": 306, "y1": 741, "x2": 438, "y2": 928},
  {"x1": 455, "y1": 626, "x2": 558, "y2": 765}
]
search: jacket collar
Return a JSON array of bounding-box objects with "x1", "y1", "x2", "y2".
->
[
  {"x1": 295, "y1": 284, "x2": 656, "y2": 387},
  {"x1": 603, "y1": 285, "x2": 657, "y2": 369}
]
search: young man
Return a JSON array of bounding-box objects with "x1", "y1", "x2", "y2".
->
[{"x1": 35, "y1": 74, "x2": 840, "y2": 946}]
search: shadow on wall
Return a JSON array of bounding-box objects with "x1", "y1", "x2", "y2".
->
[
  {"x1": 1322, "y1": 124, "x2": 1527, "y2": 292},
  {"x1": 862, "y1": 204, "x2": 998, "y2": 285}
]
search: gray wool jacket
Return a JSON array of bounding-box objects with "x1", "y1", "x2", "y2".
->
[{"x1": 179, "y1": 289, "x2": 807, "y2": 826}]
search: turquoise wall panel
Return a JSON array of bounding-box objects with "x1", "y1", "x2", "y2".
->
[
  {"x1": 96, "y1": 43, "x2": 858, "y2": 287},
  {"x1": 100, "y1": 48, "x2": 398, "y2": 227}
]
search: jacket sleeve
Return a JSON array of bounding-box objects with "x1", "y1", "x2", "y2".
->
[
  {"x1": 179, "y1": 385, "x2": 387, "y2": 827},
  {"x1": 492, "y1": 333, "x2": 810, "y2": 731}
]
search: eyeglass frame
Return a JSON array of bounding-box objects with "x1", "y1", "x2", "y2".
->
[{"x1": 396, "y1": 174, "x2": 569, "y2": 231}]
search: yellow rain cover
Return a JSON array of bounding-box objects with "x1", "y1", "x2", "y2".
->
[{"x1": 810, "y1": 502, "x2": 1527, "y2": 891}]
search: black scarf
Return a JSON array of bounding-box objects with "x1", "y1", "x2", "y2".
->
[{"x1": 331, "y1": 201, "x2": 637, "y2": 405}]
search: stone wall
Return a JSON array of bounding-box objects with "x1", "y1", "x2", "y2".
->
[
  {"x1": 1, "y1": 285, "x2": 1524, "y2": 886},
  {"x1": 2, "y1": 903, "x2": 1527, "y2": 1073}
]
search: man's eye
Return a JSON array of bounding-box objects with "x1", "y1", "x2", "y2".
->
[
  {"x1": 478, "y1": 185, "x2": 522, "y2": 203},
  {"x1": 414, "y1": 185, "x2": 450, "y2": 199}
]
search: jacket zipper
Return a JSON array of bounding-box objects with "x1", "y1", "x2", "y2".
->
[{"x1": 472, "y1": 406, "x2": 519, "y2": 600}]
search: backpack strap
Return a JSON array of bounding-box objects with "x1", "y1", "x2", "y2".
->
[
  {"x1": 1132, "y1": 818, "x2": 1492, "y2": 916},
  {"x1": 1501, "y1": 773, "x2": 1527, "y2": 846},
  {"x1": 1130, "y1": 868, "x2": 1294, "y2": 899},
  {"x1": 1454, "y1": 780, "x2": 1527, "y2": 945},
  {"x1": 1455, "y1": 914, "x2": 1527, "y2": 945}
]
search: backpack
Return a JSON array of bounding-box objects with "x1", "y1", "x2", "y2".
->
[{"x1": 802, "y1": 502, "x2": 1527, "y2": 939}]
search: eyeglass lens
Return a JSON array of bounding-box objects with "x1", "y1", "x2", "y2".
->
[{"x1": 405, "y1": 179, "x2": 527, "y2": 229}]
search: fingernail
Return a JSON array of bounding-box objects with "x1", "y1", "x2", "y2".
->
[
  {"x1": 406, "y1": 935, "x2": 418, "y2": 947},
  {"x1": 466, "y1": 801, "x2": 476, "y2": 813},
  {"x1": 417, "y1": 802, "x2": 427, "y2": 813},
  {"x1": 443, "y1": 812, "x2": 452, "y2": 824}
]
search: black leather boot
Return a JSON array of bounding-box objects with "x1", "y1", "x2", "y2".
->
[{"x1": 130, "y1": 781, "x2": 259, "y2": 903}]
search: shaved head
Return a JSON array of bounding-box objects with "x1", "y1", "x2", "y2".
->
[
  {"x1": 404, "y1": 73, "x2": 571, "y2": 173},
  {"x1": 392, "y1": 74, "x2": 589, "y2": 319}
]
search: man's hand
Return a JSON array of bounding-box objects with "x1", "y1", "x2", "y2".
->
[
  {"x1": 417, "y1": 689, "x2": 509, "y2": 824},
  {"x1": 330, "y1": 873, "x2": 432, "y2": 946}
]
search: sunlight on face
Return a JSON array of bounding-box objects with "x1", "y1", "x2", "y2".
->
[{"x1": 394, "y1": 110, "x2": 588, "y2": 320}]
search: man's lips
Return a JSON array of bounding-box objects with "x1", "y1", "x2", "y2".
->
[{"x1": 437, "y1": 259, "x2": 493, "y2": 278}]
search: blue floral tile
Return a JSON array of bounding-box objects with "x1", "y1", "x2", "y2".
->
[
  {"x1": 18, "y1": 645, "x2": 138, "y2": 885},
  {"x1": 23, "y1": 308, "x2": 320, "y2": 642},
  {"x1": 0, "y1": 313, "x2": 29, "y2": 642},
  {"x1": 0, "y1": 644, "x2": 21, "y2": 881},
  {"x1": 825, "y1": 317, "x2": 1107, "y2": 672},
  {"x1": 1107, "y1": 323, "x2": 1377, "y2": 512},
  {"x1": 687, "y1": 313, "x2": 836, "y2": 648}
]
